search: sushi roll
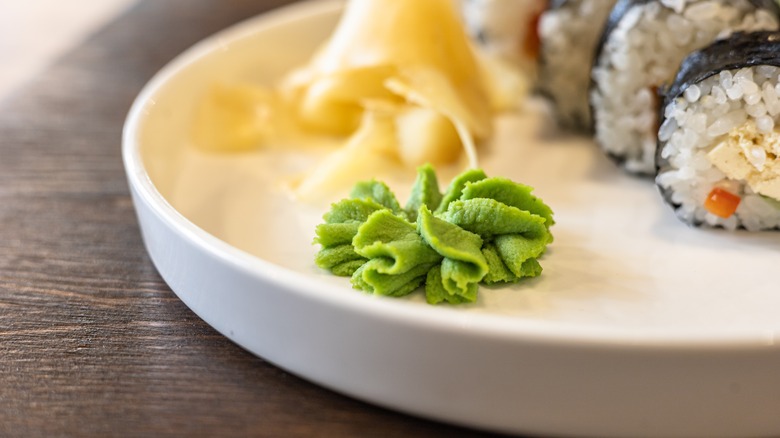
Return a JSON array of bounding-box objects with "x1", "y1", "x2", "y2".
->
[
  {"x1": 461, "y1": 0, "x2": 547, "y2": 70},
  {"x1": 657, "y1": 32, "x2": 780, "y2": 231},
  {"x1": 591, "y1": 0, "x2": 780, "y2": 175},
  {"x1": 537, "y1": 0, "x2": 618, "y2": 132}
]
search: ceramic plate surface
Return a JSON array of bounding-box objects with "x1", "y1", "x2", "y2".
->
[{"x1": 123, "y1": 1, "x2": 780, "y2": 436}]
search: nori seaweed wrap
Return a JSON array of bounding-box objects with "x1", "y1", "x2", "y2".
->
[
  {"x1": 537, "y1": 0, "x2": 618, "y2": 132},
  {"x1": 656, "y1": 31, "x2": 780, "y2": 230},
  {"x1": 590, "y1": 0, "x2": 780, "y2": 175}
]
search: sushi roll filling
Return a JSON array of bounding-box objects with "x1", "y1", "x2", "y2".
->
[
  {"x1": 707, "y1": 121, "x2": 780, "y2": 201},
  {"x1": 657, "y1": 65, "x2": 780, "y2": 230},
  {"x1": 591, "y1": 0, "x2": 779, "y2": 174}
]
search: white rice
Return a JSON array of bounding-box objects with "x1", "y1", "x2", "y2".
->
[
  {"x1": 537, "y1": 0, "x2": 617, "y2": 131},
  {"x1": 591, "y1": 0, "x2": 779, "y2": 174},
  {"x1": 656, "y1": 65, "x2": 780, "y2": 231}
]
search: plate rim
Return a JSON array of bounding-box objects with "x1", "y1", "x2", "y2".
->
[{"x1": 122, "y1": 0, "x2": 780, "y2": 351}]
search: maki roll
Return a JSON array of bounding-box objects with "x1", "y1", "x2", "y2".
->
[
  {"x1": 537, "y1": 0, "x2": 618, "y2": 132},
  {"x1": 657, "y1": 32, "x2": 780, "y2": 231},
  {"x1": 591, "y1": 0, "x2": 780, "y2": 175},
  {"x1": 461, "y1": 0, "x2": 547, "y2": 70}
]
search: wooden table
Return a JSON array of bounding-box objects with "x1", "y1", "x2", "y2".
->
[{"x1": 0, "y1": 1, "x2": 510, "y2": 436}]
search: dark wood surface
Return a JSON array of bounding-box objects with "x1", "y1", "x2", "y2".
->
[{"x1": 0, "y1": 1, "x2": 506, "y2": 436}]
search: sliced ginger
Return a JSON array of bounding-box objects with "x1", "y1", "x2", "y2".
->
[{"x1": 192, "y1": 0, "x2": 527, "y2": 200}]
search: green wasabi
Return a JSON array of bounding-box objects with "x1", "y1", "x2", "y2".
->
[
  {"x1": 314, "y1": 166, "x2": 555, "y2": 304},
  {"x1": 405, "y1": 164, "x2": 443, "y2": 221},
  {"x1": 314, "y1": 198, "x2": 387, "y2": 276}
]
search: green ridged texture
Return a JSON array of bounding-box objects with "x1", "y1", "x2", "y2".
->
[
  {"x1": 405, "y1": 163, "x2": 443, "y2": 222},
  {"x1": 461, "y1": 178, "x2": 555, "y2": 229},
  {"x1": 350, "y1": 208, "x2": 442, "y2": 298},
  {"x1": 435, "y1": 168, "x2": 487, "y2": 214},
  {"x1": 418, "y1": 205, "x2": 487, "y2": 303},
  {"x1": 350, "y1": 180, "x2": 405, "y2": 217},
  {"x1": 441, "y1": 198, "x2": 548, "y2": 240},
  {"x1": 313, "y1": 165, "x2": 555, "y2": 304},
  {"x1": 314, "y1": 198, "x2": 387, "y2": 276}
]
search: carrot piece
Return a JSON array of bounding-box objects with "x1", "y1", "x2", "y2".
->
[
  {"x1": 522, "y1": 10, "x2": 543, "y2": 59},
  {"x1": 704, "y1": 187, "x2": 741, "y2": 219}
]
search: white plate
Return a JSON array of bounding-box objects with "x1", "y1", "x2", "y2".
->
[{"x1": 123, "y1": 1, "x2": 780, "y2": 436}]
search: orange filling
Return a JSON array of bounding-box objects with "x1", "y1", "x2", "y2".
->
[
  {"x1": 650, "y1": 85, "x2": 661, "y2": 134},
  {"x1": 704, "y1": 187, "x2": 741, "y2": 219},
  {"x1": 522, "y1": 10, "x2": 543, "y2": 59}
]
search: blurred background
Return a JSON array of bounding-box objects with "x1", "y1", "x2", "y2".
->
[{"x1": 0, "y1": 0, "x2": 136, "y2": 100}]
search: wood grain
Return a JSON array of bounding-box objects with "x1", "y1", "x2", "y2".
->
[{"x1": 0, "y1": 1, "x2": 506, "y2": 436}]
